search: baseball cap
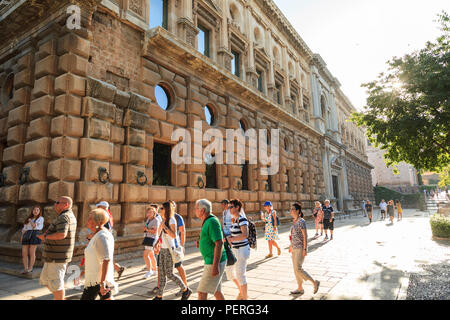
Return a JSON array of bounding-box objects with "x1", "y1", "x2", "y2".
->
[
  {"x1": 263, "y1": 201, "x2": 272, "y2": 207},
  {"x1": 96, "y1": 201, "x2": 109, "y2": 209}
]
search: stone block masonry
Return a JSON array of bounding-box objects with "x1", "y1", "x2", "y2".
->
[{"x1": 0, "y1": 0, "x2": 373, "y2": 263}]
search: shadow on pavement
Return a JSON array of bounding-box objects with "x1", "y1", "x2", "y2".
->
[{"x1": 358, "y1": 261, "x2": 404, "y2": 299}]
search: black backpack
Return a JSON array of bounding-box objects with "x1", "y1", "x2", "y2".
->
[{"x1": 247, "y1": 218, "x2": 257, "y2": 249}]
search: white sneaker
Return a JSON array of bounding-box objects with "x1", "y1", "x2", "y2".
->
[{"x1": 144, "y1": 270, "x2": 154, "y2": 279}]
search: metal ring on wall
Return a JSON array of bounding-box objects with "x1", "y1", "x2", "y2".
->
[
  {"x1": 98, "y1": 167, "x2": 110, "y2": 184},
  {"x1": 137, "y1": 171, "x2": 148, "y2": 186},
  {"x1": 19, "y1": 167, "x2": 30, "y2": 185},
  {"x1": 197, "y1": 176, "x2": 205, "y2": 189}
]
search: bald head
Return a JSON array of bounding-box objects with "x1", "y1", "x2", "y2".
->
[{"x1": 55, "y1": 196, "x2": 73, "y2": 214}]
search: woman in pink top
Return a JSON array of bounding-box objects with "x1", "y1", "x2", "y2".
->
[{"x1": 313, "y1": 201, "x2": 324, "y2": 237}]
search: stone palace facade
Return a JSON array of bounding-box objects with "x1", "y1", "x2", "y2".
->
[{"x1": 0, "y1": 0, "x2": 373, "y2": 261}]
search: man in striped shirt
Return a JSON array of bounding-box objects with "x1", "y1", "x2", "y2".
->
[{"x1": 38, "y1": 196, "x2": 77, "y2": 300}]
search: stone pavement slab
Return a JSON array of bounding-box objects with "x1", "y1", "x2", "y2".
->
[{"x1": 0, "y1": 208, "x2": 448, "y2": 300}]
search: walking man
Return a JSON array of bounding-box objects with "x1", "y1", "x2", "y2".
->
[
  {"x1": 322, "y1": 200, "x2": 335, "y2": 240},
  {"x1": 196, "y1": 199, "x2": 227, "y2": 300},
  {"x1": 37, "y1": 196, "x2": 77, "y2": 300},
  {"x1": 379, "y1": 200, "x2": 387, "y2": 220}
]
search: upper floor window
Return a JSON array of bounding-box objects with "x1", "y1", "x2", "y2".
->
[
  {"x1": 275, "y1": 83, "x2": 282, "y2": 105},
  {"x1": 231, "y1": 50, "x2": 240, "y2": 78},
  {"x1": 149, "y1": 0, "x2": 168, "y2": 30},
  {"x1": 198, "y1": 24, "x2": 210, "y2": 57},
  {"x1": 257, "y1": 69, "x2": 264, "y2": 93}
]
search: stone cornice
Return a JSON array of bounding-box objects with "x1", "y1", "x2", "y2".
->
[
  {"x1": 0, "y1": 0, "x2": 101, "y2": 53},
  {"x1": 255, "y1": 0, "x2": 314, "y2": 62}
]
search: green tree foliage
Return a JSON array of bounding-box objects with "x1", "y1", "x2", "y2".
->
[
  {"x1": 439, "y1": 165, "x2": 450, "y2": 187},
  {"x1": 351, "y1": 12, "x2": 450, "y2": 173}
]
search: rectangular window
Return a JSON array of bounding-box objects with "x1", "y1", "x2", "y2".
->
[
  {"x1": 149, "y1": 0, "x2": 168, "y2": 30},
  {"x1": 257, "y1": 70, "x2": 264, "y2": 92},
  {"x1": 276, "y1": 83, "x2": 281, "y2": 104},
  {"x1": 205, "y1": 163, "x2": 217, "y2": 189},
  {"x1": 198, "y1": 24, "x2": 210, "y2": 57},
  {"x1": 241, "y1": 162, "x2": 249, "y2": 191},
  {"x1": 152, "y1": 142, "x2": 172, "y2": 186},
  {"x1": 231, "y1": 50, "x2": 240, "y2": 77},
  {"x1": 267, "y1": 175, "x2": 272, "y2": 192}
]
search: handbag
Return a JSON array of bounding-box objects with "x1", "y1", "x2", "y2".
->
[
  {"x1": 223, "y1": 230, "x2": 237, "y2": 266},
  {"x1": 169, "y1": 245, "x2": 184, "y2": 264}
]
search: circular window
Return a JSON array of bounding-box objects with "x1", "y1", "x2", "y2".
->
[
  {"x1": 239, "y1": 120, "x2": 246, "y2": 132},
  {"x1": 204, "y1": 105, "x2": 214, "y2": 126},
  {"x1": 155, "y1": 85, "x2": 170, "y2": 110},
  {"x1": 3, "y1": 74, "x2": 14, "y2": 104}
]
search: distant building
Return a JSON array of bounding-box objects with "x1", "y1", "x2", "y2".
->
[{"x1": 367, "y1": 143, "x2": 418, "y2": 190}]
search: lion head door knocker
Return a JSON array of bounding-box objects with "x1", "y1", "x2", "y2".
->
[
  {"x1": 137, "y1": 171, "x2": 148, "y2": 186},
  {"x1": 19, "y1": 167, "x2": 30, "y2": 185},
  {"x1": 98, "y1": 167, "x2": 110, "y2": 184},
  {"x1": 197, "y1": 176, "x2": 205, "y2": 189}
]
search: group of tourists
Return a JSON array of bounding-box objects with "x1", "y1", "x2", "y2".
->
[
  {"x1": 378, "y1": 199, "x2": 403, "y2": 223},
  {"x1": 25, "y1": 194, "x2": 324, "y2": 300}
]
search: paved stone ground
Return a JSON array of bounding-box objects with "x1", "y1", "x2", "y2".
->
[{"x1": 0, "y1": 208, "x2": 448, "y2": 300}]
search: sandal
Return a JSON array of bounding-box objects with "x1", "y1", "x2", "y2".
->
[
  {"x1": 290, "y1": 289, "x2": 304, "y2": 295},
  {"x1": 265, "y1": 253, "x2": 273, "y2": 259}
]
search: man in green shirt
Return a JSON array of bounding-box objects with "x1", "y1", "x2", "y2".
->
[{"x1": 196, "y1": 199, "x2": 227, "y2": 300}]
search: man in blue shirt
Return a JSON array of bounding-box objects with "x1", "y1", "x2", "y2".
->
[{"x1": 322, "y1": 200, "x2": 335, "y2": 240}]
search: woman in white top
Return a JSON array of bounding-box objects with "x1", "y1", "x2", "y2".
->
[
  {"x1": 225, "y1": 199, "x2": 250, "y2": 300},
  {"x1": 143, "y1": 205, "x2": 160, "y2": 279},
  {"x1": 21, "y1": 205, "x2": 44, "y2": 274},
  {"x1": 152, "y1": 201, "x2": 191, "y2": 300},
  {"x1": 81, "y1": 208, "x2": 118, "y2": 300}
]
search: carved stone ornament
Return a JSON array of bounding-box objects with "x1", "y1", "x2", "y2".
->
[{"x1": 129, "y1": 0, "x2": 143, "y2": 16}]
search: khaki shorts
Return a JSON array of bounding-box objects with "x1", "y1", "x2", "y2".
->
[
  {"x1": 197, "y1": 261, "x2": 226, "y2": 295},
  {"x1": 40, "y1": 262, "x2": 67, "y2": 292}
]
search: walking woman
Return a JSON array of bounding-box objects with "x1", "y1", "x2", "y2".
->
[
  {"x1": 81, "y1": 208, "x2": 118, "y2": 300},
  {"x1": 313, "y1": 201, "x2": 324, "y2": 237},
  {"x1": 143, "y1": 206, "x2": 160, "y2": 279},
  {"x1": 395, "y1": 200, "x2": 403, "y2": 221},
  {"x1": 260, "y1": 201, "x2": 281, "y2": 258},
  {"x1": 21, "y1": 206, "x2": 44, "y2": 274},
  {"x1": 288, "y1": 203, "x2": 320, "y2": 296},
  {"x1": 225, "y1": 199, "x2": 250, "y2": 300},
  {"x1": 387, "y1": 200, "x2": 395, "y2": 224},
  {"x1": 153, "y1": 202, "x2": 191, "y2": 300},
  {"x1": 366, "y1": 200, "x2": 373, "y2": 223}
]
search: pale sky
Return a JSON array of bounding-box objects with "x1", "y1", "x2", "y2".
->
[{"x1": 274, "y1": 0, "x2": 449, "y2": 110}]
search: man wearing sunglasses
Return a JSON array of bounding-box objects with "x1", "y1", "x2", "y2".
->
[{"x1": 38, "y1": 196, "x2": 77, "y2": 300}]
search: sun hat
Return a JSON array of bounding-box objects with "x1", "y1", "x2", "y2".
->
[
  {"x1": 263, "y1": 201, "x2": 272, "y2": 207},
  {"x1": 96, "y1": 201, "x2": 110, "y2": 209}
]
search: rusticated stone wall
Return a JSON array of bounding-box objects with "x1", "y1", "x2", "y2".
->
[{"x1": 0, "y1": 1, "x2": 364, "y2": 263}]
